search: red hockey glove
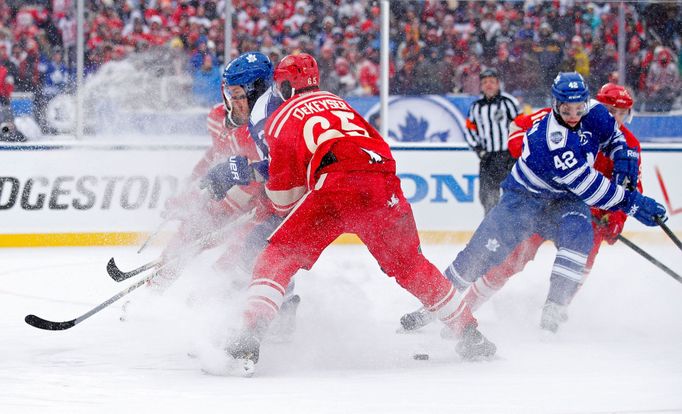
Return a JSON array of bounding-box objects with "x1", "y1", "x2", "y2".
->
[{"x1": 594, "y1": 211, "x2": 627, "y2": 245}]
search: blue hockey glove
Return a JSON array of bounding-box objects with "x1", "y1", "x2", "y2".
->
[
  {"x1": 199, "y1": 155, "x2": 253, "y2": 200},
  {"x1": 621, "y1": 190, "x2": 667, "y2": 227},
  {"x1": 250, "y1": 159, "x2": 270, "y2": 181},
  {"x1": 612, "y1": 147, "x2": 639, "y2": 190}
]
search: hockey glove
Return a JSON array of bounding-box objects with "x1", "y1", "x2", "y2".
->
[
  {"x1": 594, "y1": 211, "x2": 626, "y2": 245},
  {"x1": 620, "y1": 190, "x2": 667, "y2": 227},
  {"x1": 612, "y1": 146, "x2": 639, "y2": 190},
  {"x1": 200, "y1": 156, "x2": 254, "y2": 200}
]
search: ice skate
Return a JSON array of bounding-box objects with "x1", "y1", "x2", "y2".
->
[
  {"x1": 455, "y1": 324, "x2": 497, "y2": 360},
  {"x1": 267, "y1": 294, "x2": 301, "y2": 343},
  {"x1": 399, "y1": 306, "x2": 434, "y2": 332},
  {"x1": 223, "y1": 332, "x2": 260, "y2": 377},
  {"x1": 540, "y1": 301, "x2": 568, "y2": 333}
]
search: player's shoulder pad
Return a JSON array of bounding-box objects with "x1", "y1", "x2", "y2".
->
[
  {"x1": 584, "y1": 100, "x2": 612, "y2": 122},
  {"x1": 542, "y1": 111, "x2": 570, "y2": 152}
]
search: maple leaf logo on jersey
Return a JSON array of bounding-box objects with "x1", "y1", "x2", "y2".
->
[
  {"x1": 485, "y1": 238, "x2": 500, "y2": 252},
  {"x1": 578, "y1": 130, "x2": 592, "y2": 146},
  {"x1": 246, "y1": 54, "x2": 257, "y2": 63},
  {"x1": 387, "y1": 193, "x2": 399, "y2": 208}
]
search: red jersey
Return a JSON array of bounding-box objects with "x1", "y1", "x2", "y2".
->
[
  {"x1": 263, "y1": 90, "x2": 395, "y2": 214},
  {"x1": 192, "y1": 104, "x2": 259, "y2": 181},
  {"x1": 190, "y1": 104, "x2": 264, "y2": 216}
]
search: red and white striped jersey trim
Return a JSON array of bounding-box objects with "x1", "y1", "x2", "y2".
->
[
  {"x1": 219, "y1": 185, "x2": 255, "y2": 213},
  {"x1": 246, "y1": 278, "x2": 286, "y2": 315},
  {"x1": 427, "y1": 285, "x2": 467, "y2": 323},
  {"x1": 266, "y1": 185, "x2": 306, "y2": 213}
]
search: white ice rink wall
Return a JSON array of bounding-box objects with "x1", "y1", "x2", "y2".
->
[{"x1": 0, "y1": 143, "x2": 680, "y2": 247}]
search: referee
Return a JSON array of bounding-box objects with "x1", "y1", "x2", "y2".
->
[{"x1": 464, "y1": 68, "x2": 520, "y2": 215}]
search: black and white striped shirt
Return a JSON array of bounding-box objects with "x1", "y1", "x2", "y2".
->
[{"x1": 465, "y1": 92, "x2": 520, "y2": 152}]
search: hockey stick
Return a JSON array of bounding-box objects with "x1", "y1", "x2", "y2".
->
[
  {"x1": 106, "y1": 256, "x2": 163, "y2": 282},
  {"x1": 107, "y1": 209, "x2": 256, "y2": 282},
  {"x1": 136, "y1": 219, "x2": 170, "y2": 254},
  {"x1": 25, "y1": 272, "x2": 156, "y2": 331},
  {"x1": 655, "y1": 217, "x2": 682, "y2": 252},
  {"x1": 617, "y1": 234, "x2": 682, "y2": 284}
]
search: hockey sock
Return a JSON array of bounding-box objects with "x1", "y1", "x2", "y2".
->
[
  {"x1": 547, "y1": 248, "x2": 587, "y2": 306},
  {"x1": 243, "y1": 278, "x2": 286, "y2": 336},
  {"x1": 427, "y1": 285, "x2": 477, "y2": 337}
]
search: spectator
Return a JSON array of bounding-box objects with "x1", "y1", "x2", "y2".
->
[
  {"x1": 0, "y1": 44, "x2": 17, "y2": 106},
  {"x1": 414, "y1": 47, "x2": 451, "y2": 95},
  {"x1": 0, "y1": 0, "x2": 678, "y2": 121},
  {"x1": 357, "y1": 47, "x2": 379, "y2": 96},
  {"x1": 192, "y1": 54, "x2": 221, "y2": 107},
  {"x1": 328, "y1": 57, "x2": 358, "y2": 97},
  {"x1": 42, "y1": 48, "x2": 69, "y2": 102},
  {"x1": 317, "y1": 44, "x2": 336, "y2": 91},
  {"x1": 644, "y1": 48, "x2": 681, "y2": 112},
  {"x1": 457, "y1": 54, "x2": 482, "y2": 95},
  {"x1": 532, "y1": 22, "x2": 563, "y2": 90},
  {"x1": 391, "y1": 55, "x2": 419, "y2": 95},
  {"x1": 590, "y1": 42, "x2": 618, "y2": 92},
  {"x1": 561, "y1": 35, "x2": 590, "y2": 79}
]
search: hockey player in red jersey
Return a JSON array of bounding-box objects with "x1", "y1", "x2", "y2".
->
[
  {"x1": 223, "y1": 53, "x2": 496, "y2": 375},
  {"x1": 400, "y1": 83, "x2": 645, "y2": 334},
  {"x1": 149, "y1": 74, "x2": 272, "y2": 292}
]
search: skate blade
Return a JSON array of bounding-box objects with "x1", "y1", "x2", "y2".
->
[{"x1": 202, "y1": 357, "x2": 256, "y2": 377}]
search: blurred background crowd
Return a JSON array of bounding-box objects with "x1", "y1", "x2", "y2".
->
[{"x1": 0, "y1": 0, "x2": 681, "y2": 136}]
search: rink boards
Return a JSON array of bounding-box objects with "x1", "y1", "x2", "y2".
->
[{"x1": 0, "y1": 143, "x2": 680, "y2": 247}]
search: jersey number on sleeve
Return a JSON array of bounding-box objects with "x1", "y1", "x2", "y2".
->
[
  {"x1": 553, "y1": 150, "x2": 577, "y2": 171},
  {"x1": 303, "y1": 110, "x2": 370, "y2": 153}
]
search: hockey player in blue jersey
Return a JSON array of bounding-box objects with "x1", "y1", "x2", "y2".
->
[
  {"x1": 441, "y1": 72, "x2": 667, "y2": 333},
  {"x1": 213, "y1": 51, "x2": 284, "y2": 183}
]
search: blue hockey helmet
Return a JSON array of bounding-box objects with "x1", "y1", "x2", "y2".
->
[
  {"x1": 223, "y1": 52, "x2": 273, "y2": 91},
  {"x1": 551, "y1": 72, "x2": 589, "y2": 104}
]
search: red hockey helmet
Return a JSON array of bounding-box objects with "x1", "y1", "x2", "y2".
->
[
  {"x1": 273, "y1": 53, "x2": 319, "y2": 99},
  {"x1": 596, "y1": 83, "x2": 633, "y2": 109}
]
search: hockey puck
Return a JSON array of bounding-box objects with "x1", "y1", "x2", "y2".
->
[{"x1": 413, "y1": 353, "x2": 429, "y2": 360}]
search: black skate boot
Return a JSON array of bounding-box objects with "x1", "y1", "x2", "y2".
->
[
  {"x1": 225, "y1": 332, "x2": 260, "y2": 377},
  {"x1": 540, "y1": 301, "x2": 568, "y2": 333},
  {"x1": 400, "y1": 307, "x2": 434, "y2": 331},
  {"x1": 268, "y1": 294, "x2": 301, "y2": 342},
  {"x1": 455, "y1": 324, "x2": 497, "y2": 360}
]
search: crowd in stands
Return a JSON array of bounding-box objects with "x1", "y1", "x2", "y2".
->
[{"x1": 0, "y1": 0, "x2": 681, "y2": 135}]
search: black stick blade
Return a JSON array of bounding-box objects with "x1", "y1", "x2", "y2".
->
[
  {"x1": 25, "y1": 314, "x2": 76, "y2": 331},
  {"x1": 106, "y1": 257, "x2": 128, "y2": 282}
]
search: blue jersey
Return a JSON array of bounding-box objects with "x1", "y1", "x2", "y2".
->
[
  {"x1": 503, "y1": 101, "x2": 628, "y2": 211},
  {"x1": 248, "y1": 87, "x2": 284, "y2": 163}
]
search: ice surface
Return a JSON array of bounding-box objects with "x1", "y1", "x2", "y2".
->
[{"x1": 0, "y1": 243, "x2": 680, "y2": 413}]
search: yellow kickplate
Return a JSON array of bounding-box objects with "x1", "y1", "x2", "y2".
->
[{"x1": 0, "y1": 232, "x2": 144, "y2": 248}]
